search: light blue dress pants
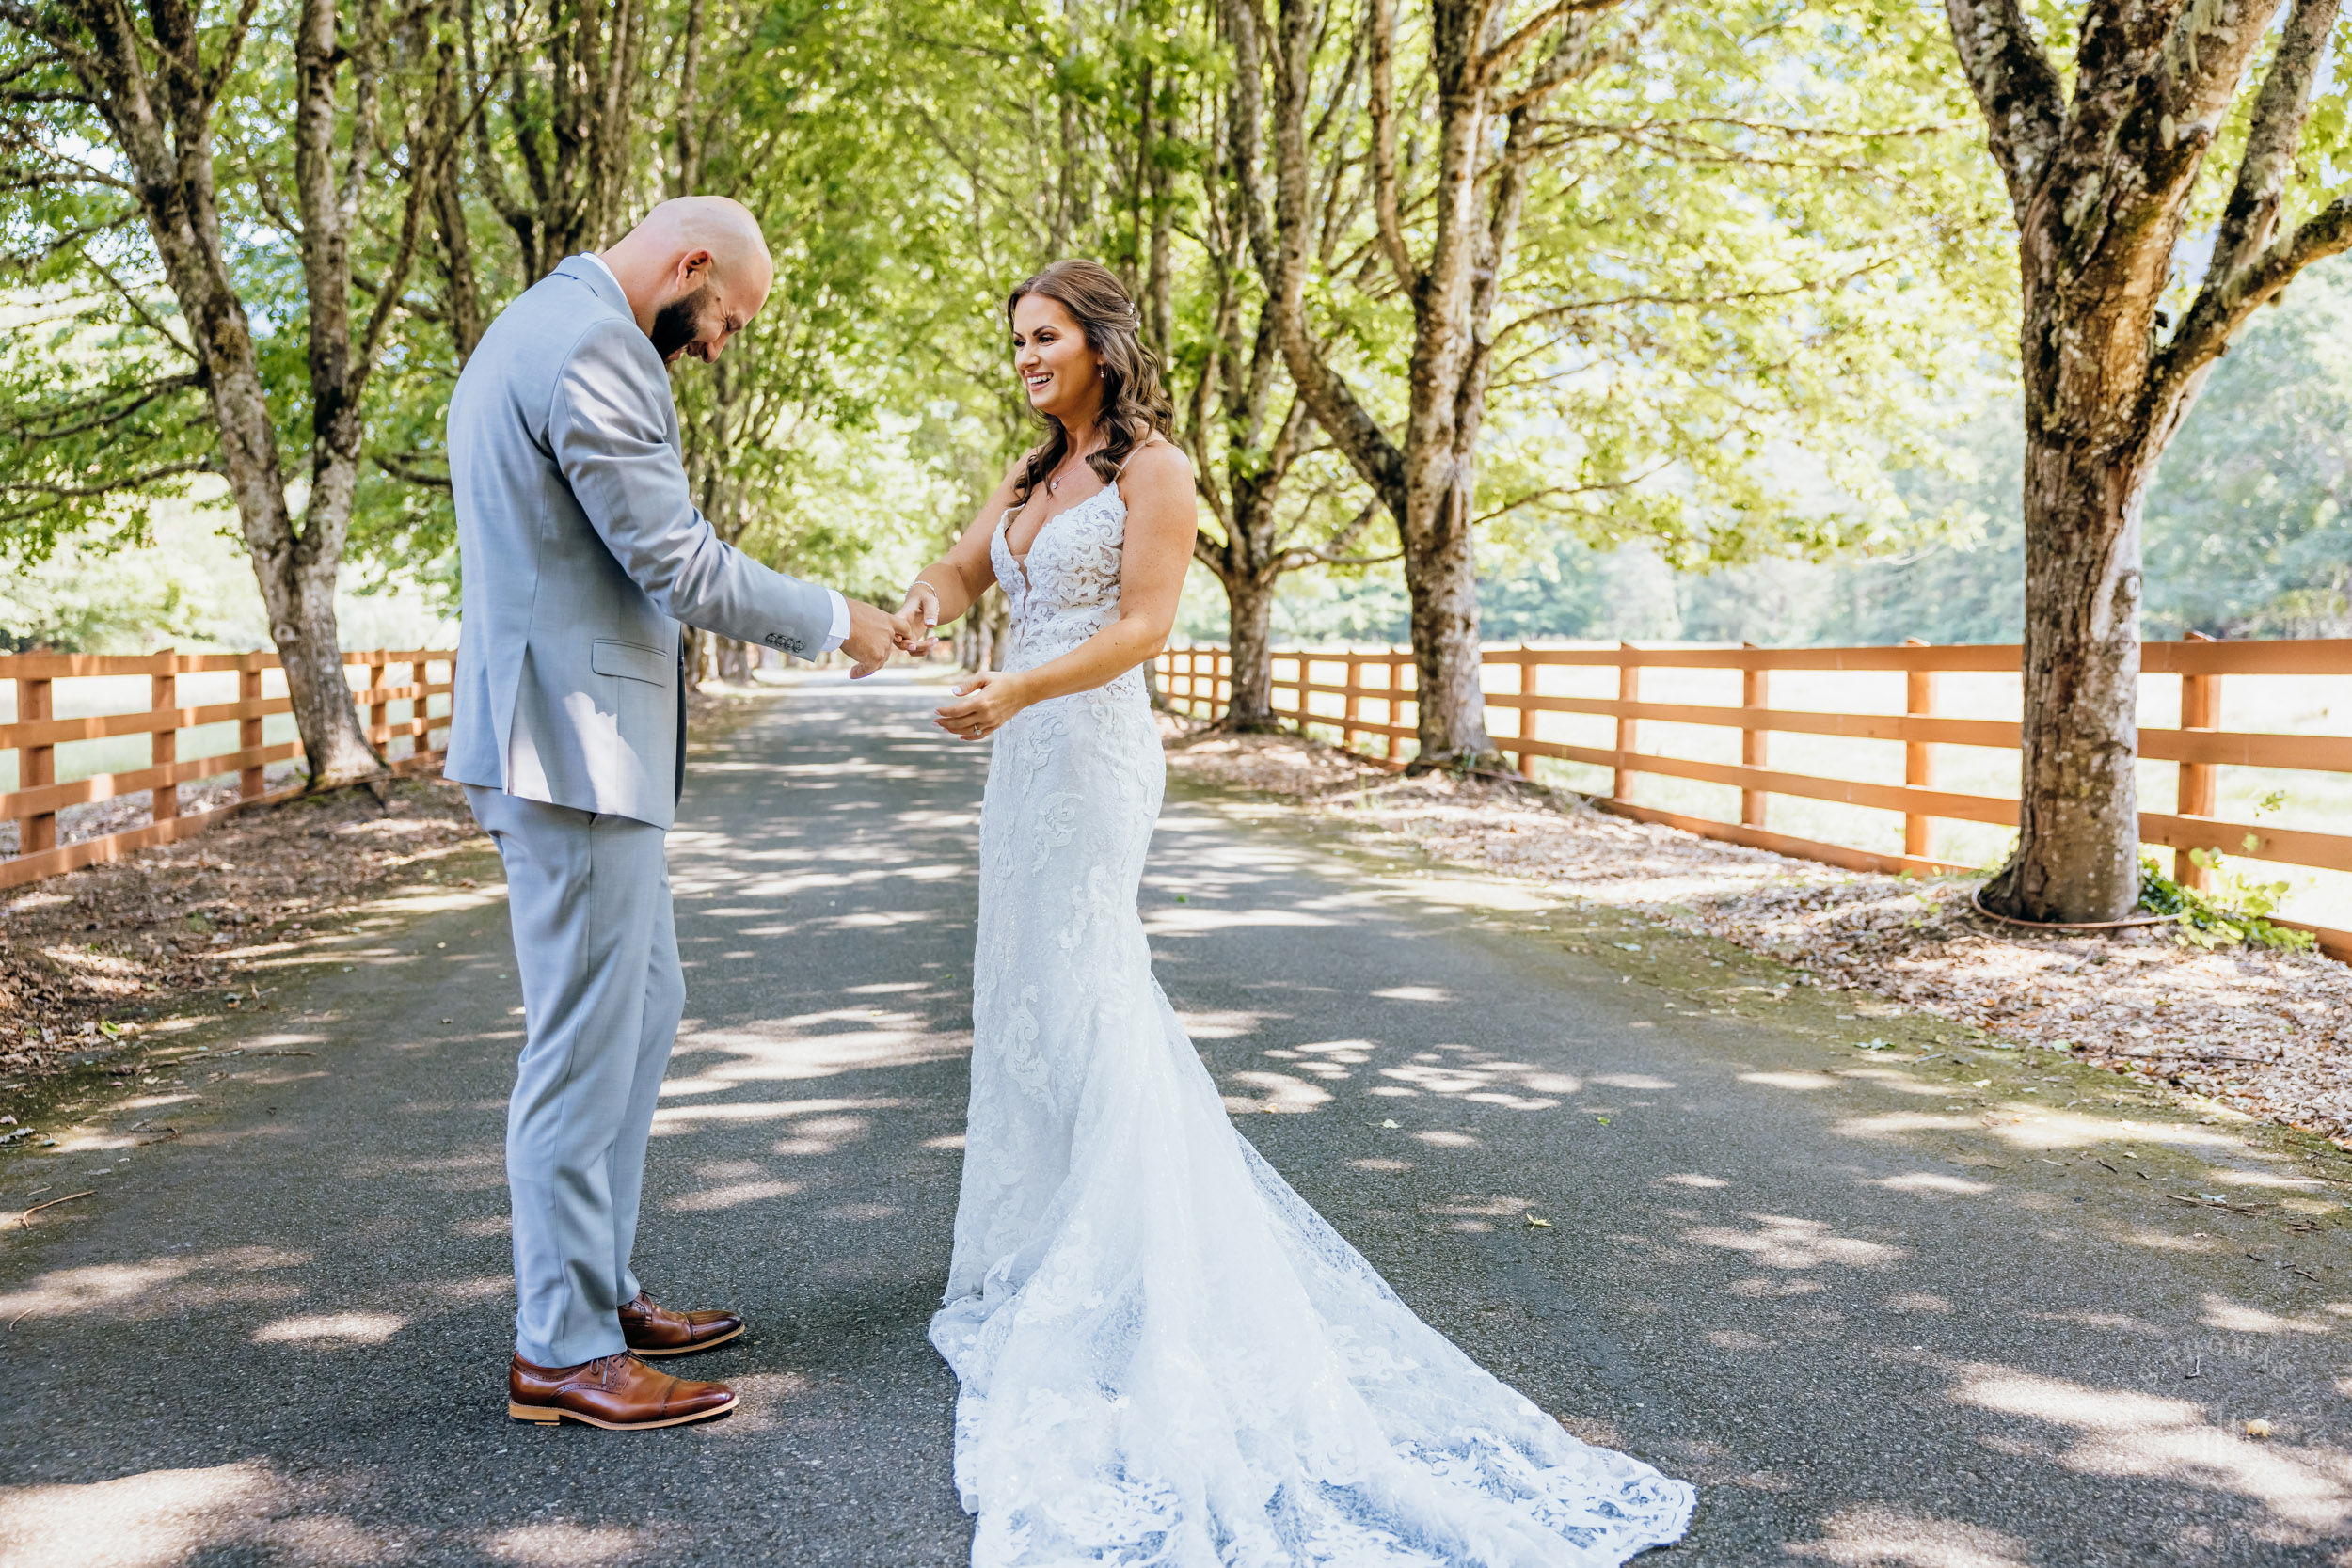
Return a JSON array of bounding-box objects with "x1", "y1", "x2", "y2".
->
[{"x1": 466, "y1": 786, "x2": 683, "y2": 1367}]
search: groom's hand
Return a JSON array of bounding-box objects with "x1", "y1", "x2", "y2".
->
[{"x1": 840, "y1": 599, "x2": 902, "y2": 678}]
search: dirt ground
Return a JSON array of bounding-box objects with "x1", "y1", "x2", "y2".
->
[
  {"x1": 1162, "y1": 721, "x2": 2352, "y2": 1149},
  {"x1": 0, "y1": 776, "x2": 485, "y2": 1087}
]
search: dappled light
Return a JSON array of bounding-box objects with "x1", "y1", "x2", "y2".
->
[
  {"x1": 1677, "y1": 1214, "x2": 1906, "y2": 1272},
  {"x1": 1871, "y1": 1173, "x2": 1993, "y2": 1196},
  {"x1": 1951, "y1": 1362, "x2": 2352, "y2": 1537},
  {"x1": 486, "y1": 1521, "x2": 653, "y2": 1565},
  {"x1": 2197, "y1": 1293, "x2": 2344, "y2": 1338},
  {"x1": 0, "y1": 1246, "x2": 306, "y2": 1325},
  {"x1": 0, "y1": 1462, "x2": 278, "y2": 1568},
  {"x1": 1786, "y1": 1504, "x2": 2036, "y2": 1568},
  {"x1": 250, "y1": 1310, "x2": 406, "y2": 1346}
]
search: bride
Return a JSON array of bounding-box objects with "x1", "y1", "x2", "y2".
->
[{"x1": 894, "y1": 259, "x2": 1694, "y2": 1567}]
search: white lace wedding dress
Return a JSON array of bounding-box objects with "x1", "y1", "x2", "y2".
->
[{"x1": 928, "y1": 482, "x2": 1696, "y2": 1566}]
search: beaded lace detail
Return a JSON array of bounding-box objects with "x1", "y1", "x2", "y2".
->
[{"x1": 931, "y1": 480, "x2": 1695, "y2": 1566}]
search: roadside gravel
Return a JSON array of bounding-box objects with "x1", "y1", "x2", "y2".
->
[{"x1": 1163, "y1": 721, "x2": 2352, "y2": 1148}]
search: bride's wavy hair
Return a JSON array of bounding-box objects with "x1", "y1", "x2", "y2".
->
[{"x1": 1007, "y1": 259, "x2": 1173, "y2": 506}]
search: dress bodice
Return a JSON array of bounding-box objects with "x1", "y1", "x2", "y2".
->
[{"x1": 990, "y1": 483, "x2": 1139, "y2": 698}]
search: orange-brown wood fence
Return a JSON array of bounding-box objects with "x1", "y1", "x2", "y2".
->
[
  {"x1": 1156, "y1": 640, "x2": 2352, "y2": 960},
  {"x1": 1, "y1": 649, "x2": 453, "y2": 892}
]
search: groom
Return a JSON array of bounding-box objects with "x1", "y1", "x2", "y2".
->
[{"x1": 444, "y1": 197, "x2": 909, "y2": 1430}]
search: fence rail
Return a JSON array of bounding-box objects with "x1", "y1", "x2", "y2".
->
[
  {"x1": 2, "y1": 648, "x2": 454, "y2": 892},
  {"x1": 1155, "y1": 640, "x2": 2352, "y2": 961}
]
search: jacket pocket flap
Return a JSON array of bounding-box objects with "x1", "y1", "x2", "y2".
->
[{"x1": 590, "y1": 638, "x2": 672, "y2": 686}]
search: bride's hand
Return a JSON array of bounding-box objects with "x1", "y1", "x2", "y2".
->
[
  {"x1": 934, "y1": 671, "x2": 1028, "y2": 741},
  {"x1": 898, "y1": 581, "x2": 942, "y2": 655}
]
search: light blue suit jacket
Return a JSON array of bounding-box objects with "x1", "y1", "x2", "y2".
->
[{"x1": 442, "y1": 257, "x2": 835, "y2": 829}]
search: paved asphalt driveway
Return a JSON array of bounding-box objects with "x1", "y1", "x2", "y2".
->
[{"x1": 2, "y1": 673, "x2": 2346, "y2": 1567}]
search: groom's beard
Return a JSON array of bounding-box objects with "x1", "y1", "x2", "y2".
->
[{"x1": 652, "y1": 286, "x2": 714, "y2": 363}]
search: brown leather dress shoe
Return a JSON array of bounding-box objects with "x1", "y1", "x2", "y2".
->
[
  {"x1": 507, "y1": 1353, "x2": 738, "y2": 1430},
  {"x1": 618, "y1": 1291, "x2": 745, "y2": 1357}
]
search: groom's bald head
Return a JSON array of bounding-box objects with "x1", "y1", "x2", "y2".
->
[{"x1": 599, "y1": 197, "x2": 774, "y2": 365}]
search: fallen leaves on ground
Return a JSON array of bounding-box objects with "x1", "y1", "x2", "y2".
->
[
  {"x1": 1162, "y1": 720, "x2": 2352, "y2": 1148},
  {"x1": 0, "y1": 778, "x2": 483, "y2": 1080}
]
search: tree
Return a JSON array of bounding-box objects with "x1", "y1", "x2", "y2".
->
[
  {"x1": 1, "y1": 0, "x2": 464, "y2": 787},
  {"x1": 1224, "y1": 0, "x2": 2009, "y2": 768},
  {"x1": 1944, "y1": 0, "x2": 2352, "y2": 921},
  {"x1": 1169, "y1": 23, "x2": 1390, "y2": 728}
]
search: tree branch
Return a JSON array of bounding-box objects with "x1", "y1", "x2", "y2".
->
[
  {"x1": 0, "y1": 372, "x2": 202, "y2": 440},
  {"x1": 1470, "y1": 462, "x2": 1671, "y2": 524},
  {"x1": 80, "y1": 250, "x2": 198, "y2": 357},
  {"x1": 199, "y1": 0, "x2": 266, "y2": 116},
  {"x1": 1247, "y1": 0, "x2": 1408, "y2": 519},
  {"x1": 372, "y1": 452, "x2": 451, "y2": 489},
  {"x1": 2159, "y1": 0, "x2": 2295, "y2": 136},
  {"x1": 0, "y1": 460, "x2": 216, "y2": 500},
  {"x1": 2155, "y1": 188, "x2": 2352, "y2": 416},
  {"x1": 1940, "y1": 0, "x2": 2064, "y2": 211},
  {"x1": 1366, "y1": 0, "x2": 1415, "y2": 291},
  {"x1": 2200, "y1": 0, "x2": 2338, "y2": 290},
  {"x1": 1477, "y1": 0, "x2": 1621, "y2": 86}
]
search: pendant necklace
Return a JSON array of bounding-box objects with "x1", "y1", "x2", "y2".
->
[{"x1": 1046, "y1": 440, "x2": 1102, "y2": 497}]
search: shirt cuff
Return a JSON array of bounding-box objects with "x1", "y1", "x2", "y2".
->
[{"x1": 818, "y1": 589, "x2": 851, "y2": 655}]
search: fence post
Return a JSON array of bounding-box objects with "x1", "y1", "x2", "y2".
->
[
  {"x1": 2178, "y1": 630, "x2": 2219, "y2": 890},
  {"x1": 1740, "y1": 641, "x2": 1768, "y2": 828},
  {"x1": 1515, "y1": 644, "x2": 1538, "y2": 778},
  {"x1": 1343, "y1": 655, "x2": 1362, "y2": 755},
  {"x1": 369, "y1": 652, "x2": 390, "y2": 759},
  {"x1": 19, "y1": 673, "x2": 56, "y2": 855},
  {"x1": 1902, "y1": 637, "x2": 1938, "y2": 861},
  {"x1": 1391, "y1": 647, "x2": 1410, "y2": 765},
  {"x1": 240, "y1": 657, "x2": 266, "y2": 800},
  {"x1": 1613, "y1": 642, "x2": 1640, "y2": 802},
  {"x1": 151, "y1": 649, "x2": 179, "y2": 829}
]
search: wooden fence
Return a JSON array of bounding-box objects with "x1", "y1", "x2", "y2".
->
[
  {"x1": 1, "y1": 649, "x2": 453, "y2": 891},
  {"x1": 1156, "y1": 640, "x2": 2352, "y2": 960}
]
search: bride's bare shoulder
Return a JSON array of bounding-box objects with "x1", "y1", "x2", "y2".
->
[{"x1": 1120, "y1": 435, "x2": 1193, "y2": 496}]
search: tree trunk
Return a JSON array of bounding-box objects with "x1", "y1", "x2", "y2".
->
[
  {"x1": 1220, "y1": 571, "x2": 1281, "y2": 731},
  {"x1": 264, "y1": 544, "x2": 385, "y2": 787},
  {"x1": 1983, "y1": 433, "x2": 2151, "y2": 921},
  {"x1": 1399, "y1": 481, "x2": 1493, "y2": 767},
  {"x1": 1941, "y1": 0, "x2": 2352, "y2": 922}
]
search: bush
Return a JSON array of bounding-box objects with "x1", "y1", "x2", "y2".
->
[{"x1": 2138, "y1": 853, "x2": 2316, "y2": 952}]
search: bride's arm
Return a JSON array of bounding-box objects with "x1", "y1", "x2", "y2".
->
[
  {"x1": 933, "y1": 440, "x2": 1197, "y2": 740},
  {"x1": 895, "y1": 458, "x2": 1025, "y2": 652}
]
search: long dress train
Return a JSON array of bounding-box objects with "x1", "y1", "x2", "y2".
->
[{"x1": 929, "y1": 483, "x2": 1696, "y2": 1566}]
